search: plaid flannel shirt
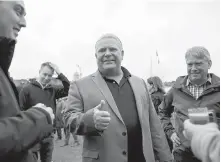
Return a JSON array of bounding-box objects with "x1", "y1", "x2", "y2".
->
[{"x1": 186, "y1": 75, "x2": 212, "y2": 100}]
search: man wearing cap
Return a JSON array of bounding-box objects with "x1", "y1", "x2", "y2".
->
[{"x1": 64, "y1": 34, "x2": 172, "y2": 162}]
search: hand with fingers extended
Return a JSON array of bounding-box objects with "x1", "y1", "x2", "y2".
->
[
  {"x1": 93, "y1": 100, "x2": 111, "y2": 131},
  {"x1": 170, "y1": 132, "x2": 181, "y2": 147}
]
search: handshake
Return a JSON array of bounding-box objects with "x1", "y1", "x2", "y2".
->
[{"x1": 33, "y1": 103, "x2": 55, "y2": 123}]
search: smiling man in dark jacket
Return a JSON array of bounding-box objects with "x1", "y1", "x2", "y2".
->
[
  {"x1": 19, "y1": 62, "x2": 70, "y2": 162},
  {"x1": 159, "y1": 46, "x2": 220, "y2": 162},
  {"x1": 0, "y1": 1, "x2": 55, "y2": 162}
]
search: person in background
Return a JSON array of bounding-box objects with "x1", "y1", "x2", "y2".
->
[
  {"x1": 183, "y1": 119, "x2": 219, "y2": 162},
  {"x1": 13, "y1": 79, "x2": 29, "y2": 94},
  {"x1": 59, "y1": 96, "x2": 80, "y2": 147},
  {"x1": 55, "y1": 98, "x2": 64, "y2": 141},
  {"x1": 61, "y1": 71, "x2": 82, "y2": 147},
  {"x1": 159, "y1": 46, "x2": 220, "y2": 162},
  {"x1": 147, "y1": 76, "x2": 166, "y2": 114},
  {"x1": 64, "y1": 33, "x2": 172, "y2": 162},
  {"x1": 0, "y1": 1, "x2": 54, "y2": 162},
  {"x1": 19, "y1": 62, "x2": 70, "y2": 162},
  {"x1": 147, "y1": 76, "x2": 173, "y2": 152}
]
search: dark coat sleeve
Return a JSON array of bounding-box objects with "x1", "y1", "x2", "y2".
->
[
  {"x1": 19, "y1": 86, "x2": 30, "y2": 111},
  {"x1": 151, "y1": 94, "x2": 162, "y2": 114},
  {"x1": 55, "y1": 73, "x2": 70, "y2": 99},
  {"x1": 0, "y1": 108, "x2": 53, "y2": 155},
  {"x1": 158, "y1": 88, "x2": 175, "y2": 138}
]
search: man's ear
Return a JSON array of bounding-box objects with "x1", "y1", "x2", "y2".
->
[
  {"x1": 121, "y1": 50, "x2": 124, "y2": 59},
  {"x1": 95, "y1": 53, "x2": 97, "y2": 58},
  {"x1": 208, "y1": 60, "x2": 212, "y2": 69}
]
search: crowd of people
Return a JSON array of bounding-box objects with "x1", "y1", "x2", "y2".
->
[{"x1": 0, "y1": 1, "x2": 219, "y2": 162}]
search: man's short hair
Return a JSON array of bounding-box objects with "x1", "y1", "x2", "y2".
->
[
  {"x1": 185, "y1": 46, "x2": 211, "y2": 61},
  {"x1": 95, "y1": 33, "x2": 123, "y2": 50},
  {"x1": 40, "y1": 62, "x2": 54, "y2": 72}
]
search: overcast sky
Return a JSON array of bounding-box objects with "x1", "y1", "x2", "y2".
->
[{"x1": 10, "y1": 0, "x2": 220, "y2": 81}]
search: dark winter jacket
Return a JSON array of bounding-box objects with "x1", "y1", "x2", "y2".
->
[
  {"x1": 19, "y1": 74, "x2": 70, "y2": 113},
  {"x1": 19, "y1": 73, "x2": 70, "y2": 162},
  {"x1": 150, "y1": 91, "x2": 165, "y2": 114},
  {"x1": 0, "y1": 37, "x2": 53, "y2": 162},
  {"x1": 159, "y1": 73, "x2": 220, "y2": 150}
]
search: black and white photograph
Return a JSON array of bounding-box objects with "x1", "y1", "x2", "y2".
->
[{"x1": 0, "y1": 0, "x2": 219, "y2": 162}]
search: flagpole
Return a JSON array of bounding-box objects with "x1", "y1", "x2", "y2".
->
[
  {"x1": 150, "y1": 54, "x2": 152, "y2": 77},
  {"x1": 156, "y1": 50, "x2": 160, "y2": 77}
]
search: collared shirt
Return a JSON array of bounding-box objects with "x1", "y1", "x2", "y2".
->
[
  {"x1": 103, "y1": 67, "x2": 145, "y2": 162},
  {"x1": 186, "y1": 74, "x2": 212, "y2": 100}
]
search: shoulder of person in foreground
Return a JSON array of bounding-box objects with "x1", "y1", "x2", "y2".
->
[{"x1": 0, "y1": 107, "x2": 53, "y2": 156}]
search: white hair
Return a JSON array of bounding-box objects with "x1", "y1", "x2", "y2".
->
[
  {"x1": 95, "y1": 33, "x2": 123, "y2": 50},
  {"x1": 185, "y1": 46, "x2": 211, "y2": 61}
]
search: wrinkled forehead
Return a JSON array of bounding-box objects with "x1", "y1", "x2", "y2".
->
[
  {"x1": 14, "y1": 0, "x2": 25, "y2": 6},
  {"x1": 5, "y1": 1, "x2": 26, "y2": 12},
  {"x1": 186, "y1": 55, "x2": 208, "y2": 63},
  {"x1": 0, "y1": 1, "x2": 26, "y2": 15},
  {"x1": 95, "y1": 37, "x2": 123, "y2": 51},
  {"x1": 1, "y1": 0, "x2": 25, "y2": 7}
]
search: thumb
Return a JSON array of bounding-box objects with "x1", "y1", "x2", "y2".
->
[{"x1": 96, "y1": 100, "x2": 105, "y2": 111}]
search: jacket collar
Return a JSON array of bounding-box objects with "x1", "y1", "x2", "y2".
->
[
  {"x1": 0, "y1": 37, "x2": 16, "y2": 74},
  {"x1": 186, "y1": 74, "x2": 212, "y2": 86},
  {"x1": 91, "y1": 69, "x2": 125, "y2": 125},
  {"x1": 30, "y1": 79, "x2": 52, "y2": 89},
  {"x1": 96, "y1": 66, "x2": 132, "y2": 79}
]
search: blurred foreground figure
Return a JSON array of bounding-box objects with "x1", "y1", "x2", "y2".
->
[
  {"x1": 183, "y1": 119, "x2": 220, "y2": 162},
  {"x1": 0, "y1": 1, "x2": 54, "y2": 162},
  {"x1": 64, "y1": 34, "x2": 172, "y2": 162}
]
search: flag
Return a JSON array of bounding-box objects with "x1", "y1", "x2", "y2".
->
[
  {"x1": 156, "y1": 51, "x2": 160, "y2": 64},
  {"x1": 76, "y1": 64, "x2": 82, "y2": 77}
]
